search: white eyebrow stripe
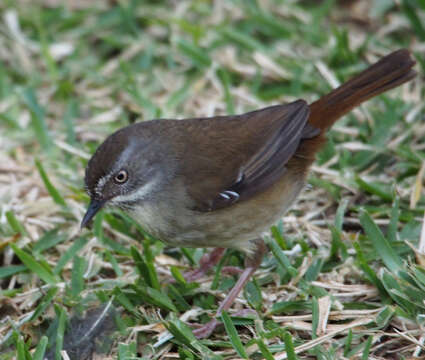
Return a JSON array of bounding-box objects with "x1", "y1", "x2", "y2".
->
[
  {"x1": 110, "y1": 176, "x2": 159, "y2": 204},
  {"x1": 94, "y1": 173, "x2": 112, "y2": 197}
]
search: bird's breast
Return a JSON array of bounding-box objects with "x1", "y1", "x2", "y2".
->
[{"x1": 126, "y1": 171, "x2": 306, "y2": 254}]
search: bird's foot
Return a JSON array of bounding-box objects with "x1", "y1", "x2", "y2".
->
[
  {"x1": 183, "y1": 265, "x2": 243, "y2": 282},
  {"x1": 179, "y1": 248, "x2": 226, "y2": 283},
  {"x1": 181, "y1": 267, "x2": 208, "y2": 283},
  {"x1": 221, "y1": 266, "x2": 244, "y2": 276},
  {"x1": 192, "y1": 319, "x2": 219, "y2": 339},
  {"x1": 190, "y1": 309, "x2": 256, "y2": 339}
]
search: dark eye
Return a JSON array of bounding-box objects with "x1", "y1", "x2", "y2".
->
[{"x1": 114, "y1": 170, "x2": 128, "y2": 184}]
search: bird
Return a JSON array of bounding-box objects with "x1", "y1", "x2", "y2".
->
[{"x1": 81, "y1": 49, "x2": 416, "y2": 338}]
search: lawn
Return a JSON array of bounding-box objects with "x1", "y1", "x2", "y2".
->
[{"x1": 0, "y1": 0, "x2": 424, "y2": 359}]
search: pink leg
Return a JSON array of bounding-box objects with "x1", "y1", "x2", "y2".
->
[
  {"x1": 192, "y1": 239, "x2": 266, "y2": 339},
  {"x1": 183, "y1": 248, "x2": 225, "y2": 282},
  {"x1": 221, "y1": 266, "x2": 244, "y2": 275}
]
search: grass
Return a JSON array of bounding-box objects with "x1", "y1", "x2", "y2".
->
[{"x1": 0, "y1": 0, "x2": 424, "y2": 359}]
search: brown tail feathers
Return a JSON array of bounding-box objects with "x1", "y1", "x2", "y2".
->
[
  {"x1": 308, "y1": 49, "x2": 417, "y2": 131},
  {"x1": 292, "y1": 49, "x2": 416, "y2": 167}
]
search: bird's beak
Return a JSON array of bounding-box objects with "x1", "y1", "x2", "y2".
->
[{"x1": 81, "y1": 199, "x2": 105, "y2": 229}]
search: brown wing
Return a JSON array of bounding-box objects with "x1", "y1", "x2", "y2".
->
[{"x1": 176, "y1": 100, "x2": 319, "y2": 212}]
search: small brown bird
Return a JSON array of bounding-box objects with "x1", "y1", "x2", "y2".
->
[{"x1": 82, "y1": 49, "x2": 416, "y2": 338}]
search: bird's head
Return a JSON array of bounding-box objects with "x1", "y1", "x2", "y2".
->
[{"x1": 81, "y1": 122, "x2": 173, "y2": 228}]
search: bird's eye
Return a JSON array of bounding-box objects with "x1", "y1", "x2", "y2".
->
[{"x1": 114, "y1": 170, "x2": 128, "y2": 184}]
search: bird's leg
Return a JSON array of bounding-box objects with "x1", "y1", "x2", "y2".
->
[
  {"x1": 192, "y1": 239, "x2": 266, "y2": 339},
  {"x1": 221, "y1": 266, "x2": 244, "y2": 275},
  {"x1": 182, "y1": 247, "x2": 226, "y2": 282}
]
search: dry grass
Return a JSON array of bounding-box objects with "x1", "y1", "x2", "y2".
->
[{"x1": 0, "y1": 0, "x2": 424, "y2": 359}]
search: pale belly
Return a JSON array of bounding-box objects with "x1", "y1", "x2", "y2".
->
[{"x1": 128, "y1": 173, "x2": 306, "y2": 254}]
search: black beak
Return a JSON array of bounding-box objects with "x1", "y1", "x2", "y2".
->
[{"x1": 81, "y1": 199, "x2": 105, "y2": 229}]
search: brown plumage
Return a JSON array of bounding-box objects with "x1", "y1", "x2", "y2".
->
[
  {"x1": 296, "y1": 49, "x2": 417, "y2": 167},
  {"x1": 82, "y1": 49, "x2": 416, "y2": 338},
  {"x1": 174, "y1": 100, "x2": 317, "y2": 212}
]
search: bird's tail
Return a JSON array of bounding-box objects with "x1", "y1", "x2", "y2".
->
[
  {"x1": 291, "y1": 49, "x2": 416, "y2": 168},
  {"x1": 308, "y1": 49, "x2": 416, "y2": 131}
]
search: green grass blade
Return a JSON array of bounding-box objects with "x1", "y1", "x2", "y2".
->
[
  {"x1": 359, "y1": 211, "x2": 403, "y2": 274},
  {"x1": 167, "y1": 284, "x2": 191, "y2": 311},
  {"x1": 33, "y1": 336, "x2": 48, "y2": 360},
  {"x1": 361, "y1": 335, "x2": 373, "y2": 360},
  {"x1": 170, "y1": 265, "x2": 186, "y2": 285},
  {"x1": 402, "y1": 0, "x2": 425, "y2": 40},
  {"x1": 220, "y1": 27, "x2": 265, "y2": 51},
  {"x1": 104, "y1": 250, "x2": 123, "y2": 277},
  {"x1": 30, "y1": 286, "x2": 59, "y2": 321},
  {"x1": 113, "y1": 287, "x2": 140, "y2": 317},
  {"x1": 177, "y1": 39, "x2": 211, "y2": 67},
  {"x1": 311, "y1": 297, "x2": 319, "y2": 339},
  {"x1": 353, "y1": 241, "x2": 389, "y2": 300},
  {"x1": 180, "y1": 248, "x2": 196, "y2": 265},
  {"x1": 63, "y1": 100, "x2": 78, "y2": 144},
  {"x1": 270, "y1": 300, "x2": 312, "y2": 315},
  {"x1": 256, "y1": 338, "x2": 275, "y2": 360},
  {"x1": 211, "y1": 250, "x2": 230, "y2": 290},
  {"x1": 271, "y1": 223, "x2": 288, "y2": 250},
  {"x1": 344, "y1": 329, "x2": 353, "y2": 357},
  {"x1": 131, "y1": 246, "x2": 160, "y2": 290},
  {"x1": 268, "y1": 238, "x2": 298, "y2": 278},
  {"x1": 388, "y1": 197, "x2": 399, "y2": 243},
  {"x1": 145, "y1": 286, "x2": 177, "y2": 312},
  {"x1": 355, "y1": 176, "x2": 393, "y2": 202},
  {"x1": 304, "y1": 258, "x2": 324, "y2": 282},
  {"x1": 5, "y1": 210, "x2": 27, "y2": 236},
  {"x1": 244, "y1": 279, "x2": 262, "y2": 311},
  {"x1": 20, "y1": 87, "x2": 52, "y2": 151},
  {"x1": 221, "y1": 311, "x2": 248, "y2": 359},
  {"x1": 217, "y1": 68, "x2": 235, "y2": 114},
  {"x1": 284, "y1": 331, "x2": 298, "y2": 360},
  {"x1": 165, "y1": 314, "x2": 222, "y2": 358},
  {"x1": 335, "y1": 198, "x2": 349, "y2": 231},
  {"x1": 35, "y1": 159, "x2": 67, "y2": 207},
  {"x1": 0, "y1": 265, "x2": 26, "y2": 279},
  {"x1": 55, "y1": 307, "x2": 67, "y2": 360},
  {"x1": 54, "y1": 236, "x2": 89, "y2": 274},
  {"x1": 33, "y1": 229, "x2": 66, "y2": 253},
  {"x1": 375, "y1": 306, "x2": 395, "y2": 328},
  {"x1": 16, "y1": 336, "x2": 27, "y2": 360},
  {"x1": 70, "y1": 255, "x2": 85, "y2": 298},
  {"x1": 10, "y1": 244, "x2": 58, "y2": 284},
  {"x1": 118, "y1": 342, "x2": 137, "y2": 360},
  {"x1": 142, "y1": 240, "x2": 160, "y2": 290},
  {"x1": 36, "y1": 15, "x2": 59, "y2": 81}
]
